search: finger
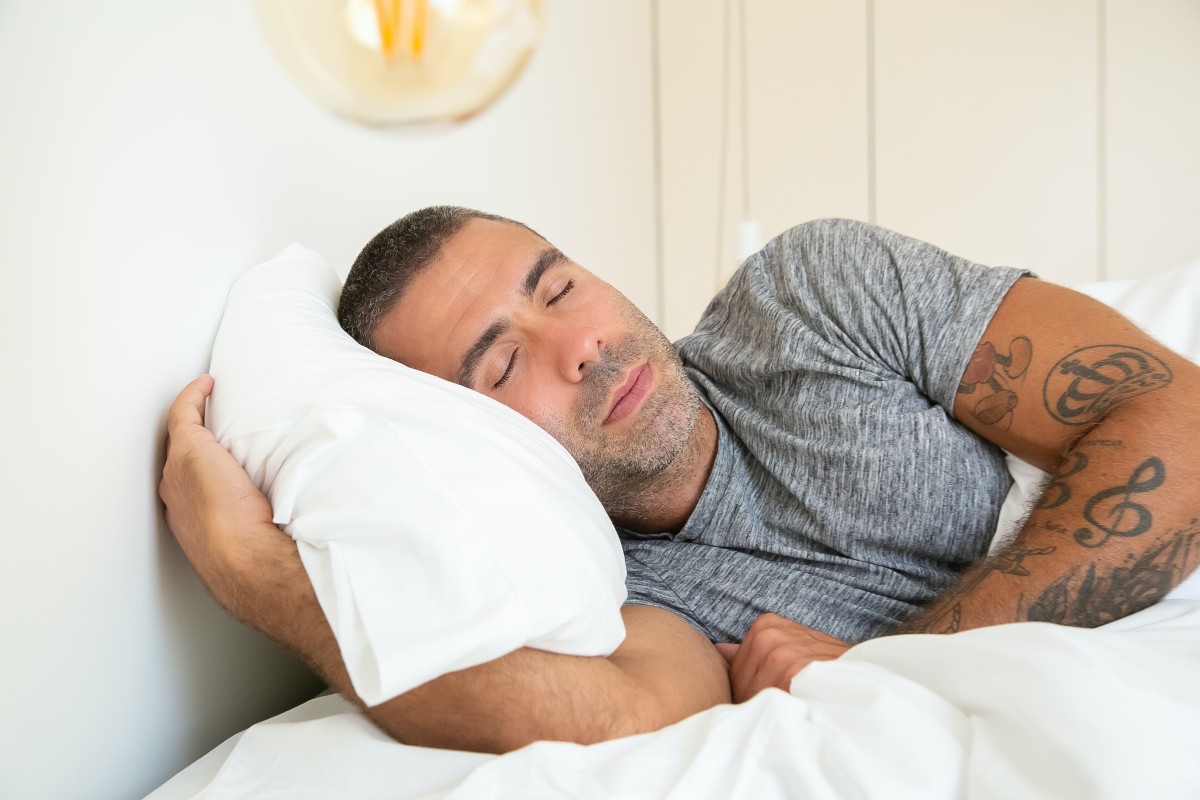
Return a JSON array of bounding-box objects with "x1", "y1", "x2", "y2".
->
[
  {"x1": 729, "y1": 646, "x2": 763, "y2": 703},
  {"x1": 766, "y1": 647, "x2": 803, "y2": 694},
  {"x1": 733, "y1": 622, "x2": 793, "y2": 701},
  {"x1": 714, "y1": 642, "x2": 739, "y2": 665},
  {"x1": 166, "y1": 374, "x2": 215, "y2": 434},
  {"x1": 728, "y1": 629, "x2": 763, "y2": 702}
]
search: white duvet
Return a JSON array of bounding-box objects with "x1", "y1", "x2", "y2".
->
[
  {"x1": 150, "y1": 599, "x2": 1200, "y2": 799},
  {"x1": 150, "y1": 259, "x2": 1200, "y2": 799}
]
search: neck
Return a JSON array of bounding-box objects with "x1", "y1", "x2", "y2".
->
[{"x1": 605, "y1": 404, "x2": 718, "y2": 534}]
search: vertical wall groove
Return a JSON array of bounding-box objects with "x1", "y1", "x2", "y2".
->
[
  {"x1": 1097, "y1": 0, "x2": 1108, "y2": 281},
  {"x1": 865, "y1": 0, "x2": 877, "y2": 224},
  {"x1": 713, "y1": 0, "x2": 732, "y2": 289},
  {"x1": 650, "y1": 0, "x2": 667, "y2": 324},
  {"x1": 737, "y1": 0, "x2": 751, "y2": 217}
]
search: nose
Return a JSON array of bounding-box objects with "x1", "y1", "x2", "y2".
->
[{"x1": 545, "y1": 319, "x2": 603, "y2": 383}]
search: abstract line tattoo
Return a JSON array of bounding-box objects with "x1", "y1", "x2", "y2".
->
[
  {"x1": 1027, "y1": 527, "x2": 1199, "y2": 626},
  {"x1": 1073, "y1": 456, "x2": 1166, "y2": 548},
  {"x1": 936, "y1": 604, "x2": 962, "y2": 634},
  {"x1": 915, "y1": 545, "x2": 1057, "y2": 633},
  {"x1": 958, "y1": 335, "x2": 1033, "y2": 426},
  {"x1": 1042, "y1": 344, "x2": 1172, "y2": 426}
]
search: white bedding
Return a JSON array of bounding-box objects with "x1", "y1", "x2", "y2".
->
[
  {"x1": 149, "y1": 258, "x2": 1200, "y2": 799},
  {"x1": 148, "y1": 600, "x2": 1200, "y2": 799}
]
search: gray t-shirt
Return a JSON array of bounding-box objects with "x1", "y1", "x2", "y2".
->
[{"x1": 620, "y1": 219, "x2": 1029, "y2": 644}]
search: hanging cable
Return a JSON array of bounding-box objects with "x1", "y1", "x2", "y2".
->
[
  {"x1": 714, "y1": 0, "x2": 732, "y2": 290},
  {"x1": 732, "y1": 0, "x2": 762, "y2": 273},
  {"x1": 738, "y1": 0, "x2": 751, "y2": 219}
]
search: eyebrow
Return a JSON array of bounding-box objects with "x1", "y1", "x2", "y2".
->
[{"x1": 455, "y1": 247, "x2": 567, "y2": 387}]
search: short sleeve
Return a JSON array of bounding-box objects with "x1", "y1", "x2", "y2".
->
[
  {"x1": 691, "y1": 219, "x2": 1032, "y2": 415},
  {"x1": 620, "y1": 538, "x2": 715, "y2": 639}
]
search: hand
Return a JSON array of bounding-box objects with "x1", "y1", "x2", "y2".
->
[
  {"x1": 715, "y1": 613, "x2": 851, "y2": 703},
  {"x1": 159, "y1": 375, "x2": 279, "y2": 604}
]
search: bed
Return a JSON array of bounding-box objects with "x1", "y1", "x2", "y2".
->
[
  {"x1": 148, "y1": 254, "x2": 1200, "y2": 800},
  {"x1": 147, "y1": 596, "x2": 1200, "y2": 799}
]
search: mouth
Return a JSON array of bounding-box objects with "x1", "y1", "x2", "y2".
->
[{"x1": 603, "y1": 363, "x2": 653, "y2": 426}]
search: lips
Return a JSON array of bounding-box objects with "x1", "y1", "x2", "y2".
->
[{"x1": 603, "y1": 363, "x2": 653, "y2": 425}]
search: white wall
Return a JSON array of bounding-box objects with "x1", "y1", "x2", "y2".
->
[
  {"x1": 656, "y1": 0, "x2": 1200, "y2": 339},
  {"x1": 0, "y1": 2, "x2": 657, "y2": 798},
  {"x1": 1106, "y1": 0, "x2": 1200, "y2": 278},
  {"x1": 7, "y1": 3, "x2": 1196, "y2": 796}
]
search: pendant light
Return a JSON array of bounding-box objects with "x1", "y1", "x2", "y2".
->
[{"x1": 256, "y1": 0, "x2": 547, "y2": 127}]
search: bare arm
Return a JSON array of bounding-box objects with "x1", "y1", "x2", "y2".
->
[
  {"x1": 721, "y1": 276, "x2": 1200, "y2": 700},
  {"x1": 900, "y1": 277, "x2": 1200, "y2": 633},
  {"x1": 160, "y1": 376, "x2": 730, "y2": 752}
]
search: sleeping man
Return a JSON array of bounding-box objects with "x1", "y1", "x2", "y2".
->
[{"x1": 160, "y1": 207, "x2": 1200, "y2": 753}]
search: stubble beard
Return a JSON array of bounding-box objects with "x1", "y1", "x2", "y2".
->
[{"x1": 539, "y1": 315, "x2": 701, "y2": 515}]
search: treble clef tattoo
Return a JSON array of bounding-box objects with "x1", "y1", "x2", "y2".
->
[
  {"x1": 1074, "y1": 457, "x2": 1166, "y2": 548},
  {"x1": 1038, "y1": 451, "x2": 1089, "y2": 510}
]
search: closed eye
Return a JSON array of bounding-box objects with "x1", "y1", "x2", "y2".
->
[
  {"x1": 547, "y1": 279, "x2": 575, "y2": 306},
  {"x1": 493, "y1": 349, "x2": 519, "y2": 389}
]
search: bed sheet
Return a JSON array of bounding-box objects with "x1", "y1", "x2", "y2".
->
[
  {"x1": 147, "y1": 599, "x2": 1200, "y2": 800},
  {"x1": 149, "y1": 258, "x2": 1200, "y2": 799}
]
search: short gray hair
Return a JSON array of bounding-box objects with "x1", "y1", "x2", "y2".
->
[{"x1": 338, "y1": 206, "x2": 534, "y2": 350}]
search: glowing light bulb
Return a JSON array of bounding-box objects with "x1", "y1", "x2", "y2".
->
[{"x1": 257, "y1": 0, "x2": 546, "y2": 127}]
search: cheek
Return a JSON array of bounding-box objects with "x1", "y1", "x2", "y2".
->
[{"x1": 507, "y1": 380, "x2": 573, "y2": 429}]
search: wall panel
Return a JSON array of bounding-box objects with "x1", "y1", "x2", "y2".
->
[
  {"x1": 874, "y1": 0, "x2": 1100, "y2": 285},
  {"x1": 1106, "y1": 0, "x2": 1200, "y2": 279},
  {"x1": 656, "y1": 0, "x2": 728, "y2": 339},
  {"x1": 656, "y1": 0, "x2": 868, "y2": 340},
  {"x1": 743, "y1": 1, "x2": 870, "y2": 258}
]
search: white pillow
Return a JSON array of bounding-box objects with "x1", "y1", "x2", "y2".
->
[
  {"x1": 993, "y1": 257, "x2": 1200, "y2": 601},
  {"x1": 206, "y1": 244, "x2": 627, "y2": 706}
]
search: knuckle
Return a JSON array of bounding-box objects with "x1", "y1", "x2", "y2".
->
[
  {"x1": 746, "y1": 614, "x2": 781, "y2": 638},
  {"x1": 757, "y1": 627, "x2": 788, "y2": 648},
  {"x1": 764, "y1": 648, "x2": 793, "y2": 670}
]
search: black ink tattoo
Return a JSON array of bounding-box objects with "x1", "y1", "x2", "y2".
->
[
  {"x1": 936, "y1": 604, "x2": 962, "y2": 634},
  {"x1": 1028, "y1": 529, "x2": 1199, "y2": 626},
  {"x1": 914, "y1": 545, "x2": 1057, "y2": 633},
  {"x1": 1037, "y1": 451, "x2": 1089, "y2": 510},
  {"x1": 958, "y1": 336, "x2": 1033, "y2": 426},
  {"x1": 987, "y1": 546, "x2": 1058, "y2": 577},
  {"x1": 1073, "y1": 457, "x2": 1166, "y2": 548},
  {"x1": 1042, "y1": 345, "x2": 1172, "y2": 426}
]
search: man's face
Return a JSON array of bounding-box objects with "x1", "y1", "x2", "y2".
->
[{"x1": 372, "y1": 218, "x2": 700, "y2": 497}]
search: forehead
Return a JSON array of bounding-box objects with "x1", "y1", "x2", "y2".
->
[{"x1": 371, "y1": 217, "x2": 552, "y2": 378}]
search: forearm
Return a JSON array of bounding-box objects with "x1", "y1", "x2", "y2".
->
[
  {"x1": 192, "y1": 519, "x2": 359, "y2": 698},
  {"x1": 902, "y1": 389, "x2": 1200, "y2": 634},
  {"x1": 161, "y1": 378, "x2": 728, "y2": 751},
  {"x1": 374, "y1": 605, "x2": 731, "y2": 753},
  {"x1": 200, "y1": 524, "x2": 729, "y2": 751}
]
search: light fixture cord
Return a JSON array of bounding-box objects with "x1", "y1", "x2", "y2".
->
[
  {"x1": 714, "y1": 0, "x2": 732, "y2": 289},
  {"x1": 738, "y1": 0, "x2": 751, "y2": 219}
]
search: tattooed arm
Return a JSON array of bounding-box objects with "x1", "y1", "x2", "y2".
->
[{"x1": 900, "y1": 277, "x2": 1200, "y2": 634}]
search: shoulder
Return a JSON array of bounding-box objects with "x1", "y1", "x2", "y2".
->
[
  {"x1": 746, "y1": 219, "x2": 896, "y2": 285},
  {"x1": 687, "y1": 219, "x2": 891, "y2": 335},
  {"x1": 725, "y1": 219, "x2": 893, "y2": 312},
  {"x1": 770, "y1": 218, "x2": 887, "y2": 259},
  {"x1": 777, "y1": 217, "x2": 878, "y2": 244}
]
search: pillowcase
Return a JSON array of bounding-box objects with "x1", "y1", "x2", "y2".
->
[
  {"x1": 992, "y1": 257, "x2": 1200, "y2": 601},
  {"x1": 206, "y1": 244, "x2": 627, "y2": 707}
]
